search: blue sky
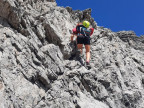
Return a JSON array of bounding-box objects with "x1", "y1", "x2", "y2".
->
[{"x1": 56, "y1": 0, "x2": 144, "y2": 36}]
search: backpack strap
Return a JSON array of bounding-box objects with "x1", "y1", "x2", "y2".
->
[{"x1": 76, "y1": 25, "x2": 86, "y2": 36}]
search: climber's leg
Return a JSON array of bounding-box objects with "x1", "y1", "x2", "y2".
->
[
  {"x1": 77, "y1": 44, "x2": 83, "y2": 54},
  {"x1": 85, "y1": 45, "x2": 90, "y2": 63}
]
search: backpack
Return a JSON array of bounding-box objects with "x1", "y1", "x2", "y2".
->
[{"x1": 72, "y1": 24, "x2": 94, "y2": 36}]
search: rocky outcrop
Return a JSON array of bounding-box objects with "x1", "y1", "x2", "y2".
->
[
  {"x1": 65, "y1": 7, "x2": 97, "y2": 28},
  {"x1": 117, "y1": 31, "x2": 144, "y2": 51},
  {"x1": 0, "y1": 0, "x2": 144, "y2": 108}
]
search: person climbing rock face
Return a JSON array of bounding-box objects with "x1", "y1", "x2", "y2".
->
[{"x1": 71, "y1": 21, "x2": 94, "y2": 69}]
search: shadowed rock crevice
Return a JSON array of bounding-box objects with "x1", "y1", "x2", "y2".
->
[{"x1": 44, "y1": 23, "x2": 61, "y2": 45}]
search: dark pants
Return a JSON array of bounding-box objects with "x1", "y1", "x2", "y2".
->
[{"x1": 77, "y1": 36, "x2": 90, "y2": 45}]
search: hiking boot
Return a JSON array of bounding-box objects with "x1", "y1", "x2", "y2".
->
[{"x1": 86, "y1": 62, "x2": 91, "y2": 70}]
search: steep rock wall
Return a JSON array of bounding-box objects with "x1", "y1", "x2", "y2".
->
[{"x1": 0, "y1": 0, "x2": 144, "y2": 108}]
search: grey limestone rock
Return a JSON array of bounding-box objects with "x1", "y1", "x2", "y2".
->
[
  {"x1": 0, "y1": 0, "x2": 144, "y2": 108},
  {"x1": 117, "y1": 31, "x2": 144, "y2": 51}
]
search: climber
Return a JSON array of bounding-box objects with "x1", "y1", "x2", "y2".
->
[{"x1": 71, "y1": 21, "x2": 94, "y2": 69}]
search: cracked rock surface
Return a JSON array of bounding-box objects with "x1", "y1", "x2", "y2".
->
[{"x1": 0, "y1": 0, "x2": 144, "y2": 108}]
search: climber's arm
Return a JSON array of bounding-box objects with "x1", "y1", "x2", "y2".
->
[
  {"x1": 71, "y1": 34, "x2": 74, "y2": 41},
  {"x1": 90, "y1": 28, "x2": 94, "y2": 36}
]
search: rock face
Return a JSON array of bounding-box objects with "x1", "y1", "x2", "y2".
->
[{"x1": 0, "y1": 0, "x2": 144, "y2": 108}]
